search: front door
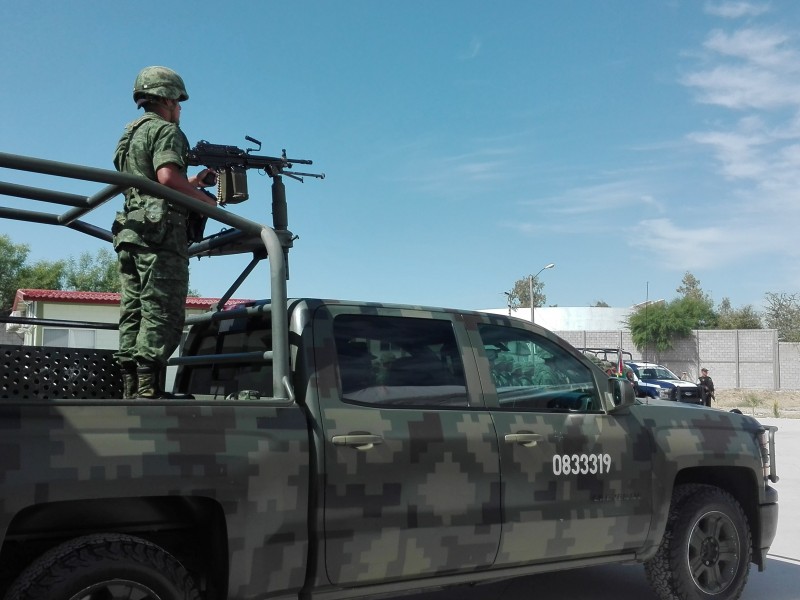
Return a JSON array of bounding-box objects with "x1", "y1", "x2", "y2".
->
[{"x1": 471, "y1": 320, "x2": 654, "y2": 567}]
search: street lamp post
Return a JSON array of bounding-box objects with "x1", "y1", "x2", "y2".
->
[{"x1": 530, "y1": 263, "x2": 555, "y2": 323}]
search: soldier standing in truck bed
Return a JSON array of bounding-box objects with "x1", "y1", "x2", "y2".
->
[{"x1": 112, "y1": 66, "x2": 217, "y2": 399}]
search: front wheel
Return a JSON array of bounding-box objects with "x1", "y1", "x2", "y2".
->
[
  {"x1": 645, "y1": 484, "x2": 751, "y2": 600},
  {"x1": 5, "y1": 533, "x2": 200, "y2": 600}
]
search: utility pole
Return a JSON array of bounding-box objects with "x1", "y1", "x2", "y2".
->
[{"x1": 530, "y1": 263, "x2": 555, "y2": 323}]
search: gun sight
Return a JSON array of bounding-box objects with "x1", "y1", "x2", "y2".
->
[{"x1": 244, "y1": 136, "x2": 261, "y2": 153}]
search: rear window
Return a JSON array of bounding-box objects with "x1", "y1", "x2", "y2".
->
[
  {"x1": 175, "y1": 313, "x2": 274, "y2": 400},
  {"x1": 333, "y1": 314, "x2": 468, "y2": 408}
]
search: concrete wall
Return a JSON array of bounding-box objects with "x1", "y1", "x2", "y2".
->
[
  {"x1": 779, "y1": 342, "x2": 800, "y2": 390},
  {"x1": 554, "y1": 329, "x2": 788, "y2": 390}
]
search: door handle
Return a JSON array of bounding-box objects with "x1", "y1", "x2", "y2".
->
[
  {"x1": 331, "y1": 434, "x2": 384, "y2": 450},
  {"x1": 504, "y1": 432, "x2": 543, "y2": 448}
]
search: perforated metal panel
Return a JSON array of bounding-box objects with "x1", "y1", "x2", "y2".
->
[{"x1": 0, "y1": 345, "x2": 123, "y2": 400}]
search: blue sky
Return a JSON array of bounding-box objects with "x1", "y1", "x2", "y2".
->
[{"x1": 2, "y1": 0, "x2": 800, "y2": 312}]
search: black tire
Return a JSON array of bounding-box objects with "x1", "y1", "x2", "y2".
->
[
  {"x1": 645, "y1": 484, "x2": 751, "y2": 600},
  {"x1": 5, "y1": 533, "x2": 200, "y2": 600}
]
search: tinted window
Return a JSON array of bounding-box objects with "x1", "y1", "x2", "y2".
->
[
  {"x1": 333, "y1": 314, "x2": 468, "y2": 407},
  {"x1": 177, "y1": 315, "x2": 274, "y2": 399},
  {"x1": 478, "y1": 324, "x2": 600, "y2": 412}
]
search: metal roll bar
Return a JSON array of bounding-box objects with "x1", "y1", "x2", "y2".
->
[{"x1": 0, "y1": 151, "x2": 295, "y2": 401}]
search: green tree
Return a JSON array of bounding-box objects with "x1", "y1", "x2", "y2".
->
[
  {"x1": 0, "y1": 235, "x2": 67, "y2": 314},
  {"x1": 592, "y1": 300, "x2": 610, "y2": 307},
  {"x1": 628, "y1": 296, "x2": 717, "y2": 352},
  {"x1": 675, "y1": 270, "x2": 717, "y2": 327},
  {"x1": 0, "y1": 236, "x2": 127, "y2": 314},
  {"x1": 717, "y1": 297, "x2": 763, "y2": 330},
  {"x1": 763, "y1": 292, "x2": 800, "y2": 342},
  {"x1": 506, "y1": 275, "x2": 547, "y2": 310},
  {"x1": 0, "y1": 235, "x2": 32, "y2": 314},
  {"x1": 677, "y1": 295, "x2": 718, "y2": 329},
  {"x1": 676, "y1": 271, "x2": 712, "y2": 303},
  {"x1": 64, "y1": 248, "x2": 120, "y2": 293},
  {"x1": 628, "y1": 300, "x2": 670, "y2": 351},
  {"x1": 20, "y1": 259, "x2": 67, "y2": 291}
]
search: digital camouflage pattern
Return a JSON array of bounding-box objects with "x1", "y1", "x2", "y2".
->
[
  {"x1": 0, "y1": 298, "x2": 779, "y2": 599},
  {"x1": 0, "y1": 402, "x2": 310, "y2": 598},
  {"x1": 133, "y1": 66, "x2": 189, "y2": 104},
  {"x1": 115, "y1": 246, "x2": 188, "y2": 367},
  {"x1": 112, "y1": 113, "x2": 191, "y2": 257},
  {"x1": 294, "y1": 300, "x2": 776, "y2": 595},
  {"x1": 113, "y1": 112, "x2": 191, "y2": 370}
]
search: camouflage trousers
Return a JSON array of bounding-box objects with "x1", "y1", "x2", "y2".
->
[{"x1": 115, "y1": 244, "x2": 189, "y2": 369}]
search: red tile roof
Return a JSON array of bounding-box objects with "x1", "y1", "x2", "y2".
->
[{"x1": 13, "y1": 289, "x2": 252, "y2": 311}]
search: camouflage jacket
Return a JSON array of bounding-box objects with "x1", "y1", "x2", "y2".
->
[{"x1": 112, "y1": 112, "x2": 190, "y2": 256}]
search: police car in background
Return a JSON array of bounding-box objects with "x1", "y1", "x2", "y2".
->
[{"x1": 626, "y1": 361, "x2": 704, "y2": 404}]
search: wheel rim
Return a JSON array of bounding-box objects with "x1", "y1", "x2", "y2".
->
[
  {"x1": 687, "y1": 509, "x2": 741, "y2": 594},
  {"x1": 69, "y1": 579, "x2": 161, "y2": 600}
]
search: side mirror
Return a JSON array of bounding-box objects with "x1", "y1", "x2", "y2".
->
[{"x1": 608, "y1": 377, "x2": 636, "y2": 411}]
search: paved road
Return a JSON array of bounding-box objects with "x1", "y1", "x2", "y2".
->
[{"x1": 403, "y1": 417, "x2": 800, "y2": 600}]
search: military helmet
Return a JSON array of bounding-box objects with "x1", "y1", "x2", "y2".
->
[{"x1": 132, "y1": 66, "x2": 189, "y2": 107}]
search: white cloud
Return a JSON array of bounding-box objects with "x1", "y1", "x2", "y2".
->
[
  {"x1": 687, "y1": 126, "x2": 770, "y2": 179},
  {"x1": 524, "y1": 179, "x2": 666, "y2": 216},
  {"x1": 682, "y1": 20, "x2": 800, "y2": 192},
  {"x1": 637, "y1": 8, "x2": 800, "y2": 278},
  {"x1": 683, "y1": 26, "x2": 800, "y2": 109},
  {"x1": 704, "y1": 28, "x2": 793, "y2": 67},
  {"x1": 635, "y1": 215, "x2": 790, "y2": 271},
  {"x1": 704, "y1": 1, "x2": 771, "y2": 19},
  {"x1": 684, "y1": 64, "x2": 800, "y2": 109}
]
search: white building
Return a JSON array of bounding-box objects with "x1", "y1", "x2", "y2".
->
[
  {"x1": 479, "y1": 306, "x2": 634, "y2": 331},
  {"x1": 7, "y1": 289, "x2": 250, "y2": 349}
]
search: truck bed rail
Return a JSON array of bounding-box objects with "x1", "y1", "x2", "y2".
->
[{"x1": 0, "y1": 151, "x2": 293, "y2": 400}]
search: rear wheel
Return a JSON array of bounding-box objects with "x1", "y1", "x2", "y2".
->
[
  {"x1": 5, "y1": 533, "x2": 200, "y2": 600},
  {"x1": 645, "y1": 484, "x2": 751, "y2": 600}
]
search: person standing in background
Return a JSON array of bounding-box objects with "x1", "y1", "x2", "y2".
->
[{"x1": 698, "y1": 367, "x2": 715, "y2": 407}]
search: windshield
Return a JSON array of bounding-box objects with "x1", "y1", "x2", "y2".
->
[{"x1": 639, "y1": 366, "x2": 680, "y2": 380}]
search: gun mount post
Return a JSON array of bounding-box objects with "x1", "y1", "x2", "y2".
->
[
  {"x1": 271, "y1": 175, "x2": 293, "y2": 279},
  {"x1": 272, "y1": 175, "x2": 288, "y2": 232}
]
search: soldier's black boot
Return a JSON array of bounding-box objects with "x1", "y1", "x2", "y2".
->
[
  {"x1": 120, "y1": 362, "x2": 138, "y2": 400},
  {"x1": 136, "y1": 363, "x2": 162, "y2": 399}
]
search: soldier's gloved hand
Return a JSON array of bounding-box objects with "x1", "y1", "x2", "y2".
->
[{"x1": 196, "y1": 168, "x2": 217, "y2": 187}]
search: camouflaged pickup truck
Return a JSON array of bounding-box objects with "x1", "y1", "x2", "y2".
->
[{"x1": 0, "y1": 152, "x2": 780, "y2": 600}]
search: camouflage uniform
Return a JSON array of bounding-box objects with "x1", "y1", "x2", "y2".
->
[{"x1": 112, "y1": 111, "x2": 190, "y2": 394}]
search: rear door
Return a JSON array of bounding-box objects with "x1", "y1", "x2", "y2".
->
[
  {"x1": 315, "y1": 306, "x2": 501, "y2": 586},
  {"x1": 466, "y1": 317, "x2": 654, "y2": 567}
]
